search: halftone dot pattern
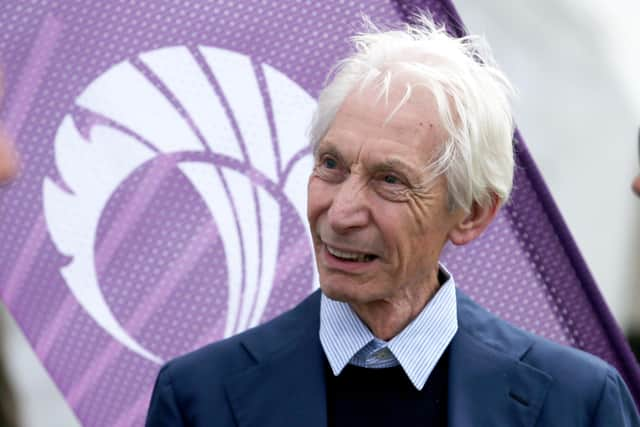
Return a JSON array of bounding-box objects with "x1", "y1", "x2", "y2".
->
[
  {"x1": 506, "y1": 157, "x2": 619, "y2": 364},
  {"x1": 9, "y1": 236, "x2": 68, "y2": 338},
  {"x1": 260, "y1": 200, "x2": 315, "y2": 323},
  {"x1": 1, "y1": 1, "x2": 638, "y2": 426},
  {"x1": 74, "y1": 350, "x2": 157, "y2": 426},
  {"x1": 44, "y1": 307, "x2": 116, "y2": 394},
  {"x1": 442, "y1": 210, "x2": 576, "y2": 346},
  {"x1": 97, "y1": 160, "x2": 229, "y2": 360}
]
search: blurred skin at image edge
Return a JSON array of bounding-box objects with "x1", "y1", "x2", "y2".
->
[
  {"x1": 1, "y1": 70, "x2": 18, "y2": 184},
  {"x1": 0, "y1": 129, "x2": 18, "y2": 184},
  {"x1": 0, "y1": 120, "x2": 20, "y2": 427}
]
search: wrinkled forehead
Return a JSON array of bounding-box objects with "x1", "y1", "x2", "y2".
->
[
  {"x1": 318, "y1": 82, "x2": 449, "y2": 180},
  {"x1": 379, "y1": 76, "x2": 447, "y2": 126},
  {"x1": 334, "y1": 81, "x2": 450, "y2": 147}
]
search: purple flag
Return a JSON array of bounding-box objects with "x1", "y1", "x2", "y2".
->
[{"x1": 0, "y1": 1, "x2": 637, "y2": 425}]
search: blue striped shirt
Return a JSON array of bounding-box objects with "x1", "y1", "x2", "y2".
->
[{"x1": 319, "y1": 265, "x2": 458, "y2": 390}]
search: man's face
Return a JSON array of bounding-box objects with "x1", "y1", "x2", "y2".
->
[{"x1": 307, "y1": 84, "x2": 463, "y2": 306}]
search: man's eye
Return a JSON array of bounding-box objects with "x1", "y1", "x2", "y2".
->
[
  {"x1": 323, "y1": 157, "x2": 338, "y2": 169},
  {"x1": 383, "y1": 175, "x2": 399, "y2": 184}
]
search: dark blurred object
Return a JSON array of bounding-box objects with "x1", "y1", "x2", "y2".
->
[
  {"x1": 628, "y1": 329, "x2": 640, "y2": 363},
  {"x1": 633, "y1": 129, "x2": 640, "y2": 196}
]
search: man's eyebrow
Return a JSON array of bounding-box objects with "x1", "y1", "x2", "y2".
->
[
  {"x1": 314, "y1": 140, "x2": 341, "y2": 158},
  {"x1": 373, "y1": 158, "x2": 421, "y2": 179},
  {"x1": 316, "y1": 142, "x2": 423, "y2": 179}
]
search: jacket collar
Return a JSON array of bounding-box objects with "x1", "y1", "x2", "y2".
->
[
  {"x1": 224, "y1": 289, "x2": 553, "y2": 427},
  {"x1": 223, "y1": 291, "x2": 328, "y2": 427},
  {"x1": 320, "y1": 276, "x2": 458, "y2": 390},
  {"x1": 448, "y1": 290, "x2": 552, "y2": 427}
]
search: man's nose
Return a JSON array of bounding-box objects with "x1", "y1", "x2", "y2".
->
[{"x1": 326, "y1": 176, "x2": 369, "y2": 233}]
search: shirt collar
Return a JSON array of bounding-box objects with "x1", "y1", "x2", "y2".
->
[{"x1": 319, "y1": 264, "x2": 458, "y2": 390}]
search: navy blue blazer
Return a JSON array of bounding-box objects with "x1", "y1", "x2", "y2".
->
[{"x1": 146, "y1": 290, "x2": 640, "y2": 426}]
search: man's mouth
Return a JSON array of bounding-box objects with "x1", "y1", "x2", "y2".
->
[{"x1": 325, "y1": 245, "x2": 377, "y2": 263}]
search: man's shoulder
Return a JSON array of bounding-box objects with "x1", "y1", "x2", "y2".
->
[
  {"x1": 158, "y1": 290, "x2": 321, "y2": 388},
  {"x1": 455, "y1": 290, "x2": 639, "y2": 425},
  {"x1": 456, "y1": 289, "x2": 614, "y2": 385}
]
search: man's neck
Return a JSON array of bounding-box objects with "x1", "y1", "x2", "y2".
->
[{"x1": 348, "y1": 275, "x2": 440, "y2": 341}]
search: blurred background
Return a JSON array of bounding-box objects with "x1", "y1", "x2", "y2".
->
[{"x1": 1, "y1": 0, "x2": 639, "y2": 425}]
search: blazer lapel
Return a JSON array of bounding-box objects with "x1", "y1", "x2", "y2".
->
[
  {"x1": 224, "y1": 292, "x2": 327, "y2": 427},
  {"x1": 448, "y1": 292, "x2": 552, "y2": 427}
]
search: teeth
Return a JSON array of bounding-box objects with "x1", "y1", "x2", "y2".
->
[{"x1": 326, "y1": 245, "x2": 373, "y2": 262}]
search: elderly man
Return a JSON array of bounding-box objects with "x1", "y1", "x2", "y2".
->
[{"x1": 146, "y1": 16, "x2": 639, "y2": 426}]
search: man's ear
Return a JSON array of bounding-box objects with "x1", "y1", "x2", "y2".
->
[{"x1": 448, "y1": 194, "x2": 501, "y2": 246}]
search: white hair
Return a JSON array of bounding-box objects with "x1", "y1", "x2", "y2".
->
[{"x1": 309, "y1": 14, "x2": 516, "y2": 212}]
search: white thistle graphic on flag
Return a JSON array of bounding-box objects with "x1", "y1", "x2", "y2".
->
[{"x1": 43, "y1": 46, "x2": 317, "y2": 363}]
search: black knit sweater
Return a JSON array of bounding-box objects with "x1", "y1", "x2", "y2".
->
[{"x1": 325, "y1": 349, "x2": 449, "y2": 427}]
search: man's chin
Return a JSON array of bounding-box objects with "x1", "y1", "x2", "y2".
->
[
  {"x1": 319, "y1": 281, "x2": 371, "y2": 305},
  {"x1": 320, "y1": 287, "x2": 350, "y2": 303}
]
